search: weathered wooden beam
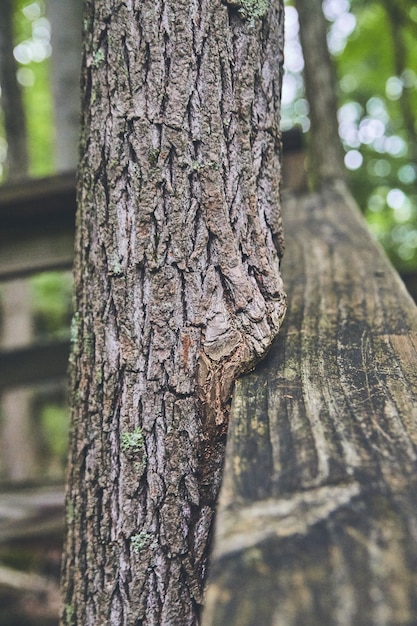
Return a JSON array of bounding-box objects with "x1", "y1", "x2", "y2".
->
[
  {"x1": 0, "y1": 484, "x2": 64, "y2": 543},
  {"x1": 0, "y1": 171, "x2": 75, "y2": 223},
  {"x1": 0, "y1": 172, "x2": 75, "y2": 280},
  {"x1": 0, "y1": 339, "x2": 70, "y2": 389},
  {"x1": 203, "y1": 186, "x2": 417, "y2": 625},
  {"x1": 0, "y1": 228, "x2": 75, "y2": 281}
]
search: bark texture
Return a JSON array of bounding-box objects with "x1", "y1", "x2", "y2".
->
[
  {"x1": 61, "y1": 0, "x2": 285, "y2": 624},
  {"x1": 203, "y1": 187, "x2": 417, "y2": 625}
]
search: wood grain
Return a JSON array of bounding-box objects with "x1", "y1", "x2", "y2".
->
[{"x1": 203, "y1": 186, "x2": 417, "y2": 626}]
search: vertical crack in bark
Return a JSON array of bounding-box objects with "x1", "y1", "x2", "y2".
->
[{"x1": 62, "y1": 0, "x2": 285, "y2": 624}]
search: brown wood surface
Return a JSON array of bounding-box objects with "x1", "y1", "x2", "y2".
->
[
  {"x1": 202, "y1": 186, "x2": 417, "y2": 626},
  {"x1": 0, "y1": 172, "x2": 75, "y2": 280},
  {"x1": 0, "y1": 484, "x2": 64, "y2": 542},
  {"x1": 0, "y1": 339, "x2": 70, "y2": 389}
]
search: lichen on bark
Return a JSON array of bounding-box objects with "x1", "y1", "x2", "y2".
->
[
  {"x1": 61, "y1": 0, "x2": 286, "y2": 624},
  {"x1": 223, "y1": 0, "x2": 270, "y2": 20}
]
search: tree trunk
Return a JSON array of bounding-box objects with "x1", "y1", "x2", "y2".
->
[
  {"x1": 294, "y1": 0, "x2": 346, "y2": 189},
  {"x1": 381, "y1": 0, "x2": 417, "y2": 164},
  {"x1": 0, "y1": 279, "x2": 36, "y2": 482},
  {"x1": 0, "y1": 0, "x2": 35, "y2": 483},
  {"x1": 61, "y1": 1, "x2": 286, "y2": 624},
  {"x1": 49, "y1": 0, "x2": 83, "y2": 172}
]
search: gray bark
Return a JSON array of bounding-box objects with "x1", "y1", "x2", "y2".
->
[{"x1": 61, "y1": 0, "x2": 285, "y2": 624}]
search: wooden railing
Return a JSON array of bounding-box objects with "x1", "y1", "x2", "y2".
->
[
  {"x1": 0, "y1": 171, "x2": 75, "y2": 281},
  {"x1": 202, "y1": 184, "x2": 417, "y2": 625},
  {"x1": 0, "y1": 172, "x2": 74, "y2": 390}
]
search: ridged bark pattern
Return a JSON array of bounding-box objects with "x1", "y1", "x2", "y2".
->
[{"x1": 61, "y1": 0, "x2": 285, "y2": 624}]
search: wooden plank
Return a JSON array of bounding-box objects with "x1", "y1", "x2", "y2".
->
[
  {"x1": 203, "y1": 187, "x2": 417, "y2": 625},
  {"x1": 0, "y1": 340, "x2": 70, "y2": 389},
  {"x1": 0, "y1": 172, "x2": 76, "y2": 279},
  {"x1": 0, "y1": 132, "x2": 301, "y2": 281},
  {"x1": 0, "y1": 171, "x2": 75, "y2": 223},
  {"x1": 0, "y1": 484, "x2": 64, "y2": 542},
  {"x1": 0, "y1": 228, "x2": 74, "y2": 280}
]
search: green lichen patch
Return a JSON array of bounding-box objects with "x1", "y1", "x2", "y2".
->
[
  {"x1": 148, "y1": 148, "x2": 160, "y2": 166},
  {"x1": 66, "y1": 500, "x2": 75, "y2": 525},
  {"x1": 70, "y1": 311, "x2": 81, "y2": 345},
  {"x1": 121, "y1": 427, "x2": 144, "y2": 454},
  {"x1": 92, "y1": 47, "x2": 105, "y2": 67},
  {"x1": 64, "y1": 603, "x2": 76, "y2": 626},
  {"x1": 131, "y1": 531, "x2": 152, "y2": 553},
  {"x1": 239, "y1": 0, "x2": 269, "y2": 19}
]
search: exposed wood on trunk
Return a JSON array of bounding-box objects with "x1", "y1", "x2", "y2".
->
[
  {"x1": 202, "y1": 186, "x2": 417, "y2": 625},
  {"x1": 61, "y1": 1, "x2": 285, "y2": 624}
]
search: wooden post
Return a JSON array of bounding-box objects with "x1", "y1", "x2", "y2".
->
[{"x1": 0, "y1": 280, "x2": 37, "y2": 481}]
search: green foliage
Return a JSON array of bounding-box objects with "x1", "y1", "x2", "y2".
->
[
  {"x1": 12, "y1": 0, "x2": 54, "y2": 177},
  {"x1": 40, "y1": 402, "x2": 69, "y2": 459},
  {"x1": 31, "y1": 271, "x2": 73, "y2": 338},
  {"x1": 336, "y1": 1, "x2": 417, "y2": 271}
]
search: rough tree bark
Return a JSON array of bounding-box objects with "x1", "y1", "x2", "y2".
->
[{"x1": 61, "y1": 0, "x2": 286, "y2": 624}]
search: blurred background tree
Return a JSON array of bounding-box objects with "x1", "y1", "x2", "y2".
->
[
  {"x1": 283, "y1": 0, "x2": 417, "y2": 273},
  {"x1": 0, "y1": 0, "x2": 80, "y2": 487},
  {"x1": 1, "y1": 0, "x2": 416, "y2": 267},
  {"x1": 0, "y1": 3, "x2": 80, "y2": 623}
]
